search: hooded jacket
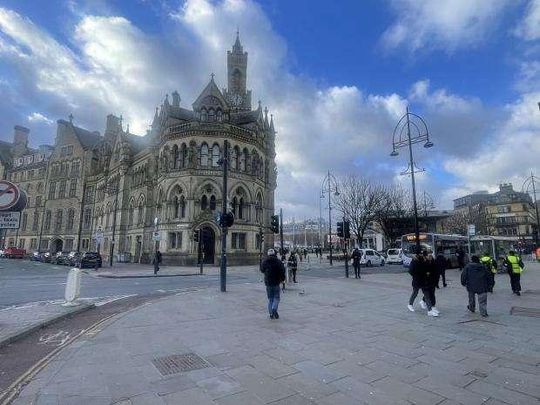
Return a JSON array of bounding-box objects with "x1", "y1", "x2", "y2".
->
[
  {"x1": 261, "y1": 255, "x2": 286, "y2": 286},
  {"x1": 461, "y1": 262, "x2": 493, "y2": 293}
]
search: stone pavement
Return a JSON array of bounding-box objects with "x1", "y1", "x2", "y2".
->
[{"x1": 10, "y1": 264, "x2": 540, "y2": 405}]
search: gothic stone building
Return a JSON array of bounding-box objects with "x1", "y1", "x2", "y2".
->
[{"x1": 2, "y1": 35, "x2": 277, "y2": 265}]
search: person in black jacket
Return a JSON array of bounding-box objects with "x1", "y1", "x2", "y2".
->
[
  {"x1": 407, "y1": 254, "x2": 423, "y2": 312},
  {"x1": 422, "y1": 252, "x2": 440, "y2": 316},
  {"x1": 152, "y1": 250, "x2": 162, "y2": 275},
  {"x1": 287, "y1": 251, "x2": 298, "y2": 283},
  {"x1": 435, "y1": 252, "x2": 448, "y2": 287},
  {"x1": 351, "y1": 248, "x2": 362, "y2": 279},
  {"x1": 461, "y1": 255, "x2": 493, "y2": 317},
  {"x1": 260, "y1": 249, "x2": 286, "y2": 319}
]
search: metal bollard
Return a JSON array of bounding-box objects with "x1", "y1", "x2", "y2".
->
[{"x1": 63, "y1": 267, "x2": 82, "y2": 307}]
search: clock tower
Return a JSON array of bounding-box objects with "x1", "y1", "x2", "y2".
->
[{"x1": 224, "y1": 31, "x2": 252, "y2": 111}]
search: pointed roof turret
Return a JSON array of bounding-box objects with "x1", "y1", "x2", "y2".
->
[
  {"x1": 192, "y1": 74, "x2": 229, "y2": 110},
  {"x1": 270, "y1": 114, "x2": 275, "y2": 133},
  {"x1": 232, "y1": 29, "x2": 243, "y2": 54},
  {"x1": 264, "y1": 107, "x2": 269, "y2": 127}
]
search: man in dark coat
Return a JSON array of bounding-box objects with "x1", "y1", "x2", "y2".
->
[
  {"x1": 457, "y1": 248, "x2": 465, "y2": 270},
  {"x1": 461, "y1": 255, "x2": 493, "y2": 317},
  {"x1": 351, "y1": 248, "x2": 362, "y2": 279},
  {"x1": 260, "y1": 249, "x2": 286, "y2": 319},
  {"x1": 287, "y1": 251, "x2": 298, "y2": 283},
  {"x1": 152, "y1": 250, "x2": 162, "y2": 275},
  {"x1": 435, "y1": 252, "x2": 448, "y2": 288},
  {"x1": 422, "y1": 253, "x2": 440, "y2": 316},
  {"x1": 408, "y1": 253, "x2": 439, "y2": 316}
]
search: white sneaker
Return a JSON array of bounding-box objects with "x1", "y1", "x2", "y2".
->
[
  {"x1": 420, "y1": 301, "x2": 427, "y2": 310},
  {"x1": 407, "y1": 304, "x2": 415, "y2": 312},
  {"x1": 431, "y1": 307, "x2": 440, "y2": 315},
  {"x1": 427, "y1": 310, "x2": 439, "y2": 317}
]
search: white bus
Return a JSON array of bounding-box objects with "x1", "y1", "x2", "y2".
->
[{"x1": 401, "y1": 233, "x2": 468, "y2": 268}]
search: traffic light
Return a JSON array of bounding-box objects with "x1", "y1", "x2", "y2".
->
[
  {"x1": 219, "y1": 212, "x2": 234, "y2": 227},
  {"x1": 193, "y1": 229, "x2": 199, "y2": 242},
  {"x1": 337, "y1": 221, "x2": 344, "y2": 238},
  {"x1": 344, "y1": 221, "x2": 350, "y2": 239},
  {"x1": 271, "y1": 215, "x2": 279, "y2": 233}
]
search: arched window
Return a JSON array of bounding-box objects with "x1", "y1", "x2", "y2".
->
[
  {"x1": 172, "y1": 145, "x2": 179, "y2": 169},
  {"x1": 201, "y1": 195, "x2": 208, "y2": 210},
  {"x1": 180, "y1": 195, "x2": 186, "y2": 218},
  {"x1": 137, "y1": 196, "x2": 145, "y2": 225},
  {"x1": 217, "y1": 109, "x2": 223, "y2": 122},
  {"x1": 128, "y1": 202, "x2": 134, "y2": 226},
  {"x1": 66, "y1": 208, "x2": 75, "y2": 231},
  {"x1": 239, "y1": 197, "x2": 244, "y2": 220},
  {"x1": 200, "y1": 143, "x2": 209, "y2": 167},
  {"x1": 208, "y1": 108, "x2": 215, "y2": 122},
  {"x1": 27, "y1": 184, "x2": 33, "y2": 195},
  {"x1": 232, "y1": 196, "x2": 238, "y2": 217},
  {"x1": 242, "y1": 148, "x2": 249, "y2": 172},
  {"x1": 37, "y1": 182, "x2": 43, "y2": 193},
  {"x1": 210, "y1": 195, "x2": 216, "y2": 211},
  {"x1": 44, "y1": 210, "x2": 51, "y2": 230},
  {"x1": 181, "y1": 144, "x2": 187, "y2": 168},
  {"x1": 201, "y1": 108, "x2": 208, "y2": 121},
  {"x1": 231, "y1": 146, "x2": 239, "y2": 170},
  {"x1": 174, "y1": 196, "x2": 180, "y2": 218},
  {"x1": 55, "y1": 209, "x2": 63, "y2": 231},
  {"x1": 239, "y1": 148, "x2": 246, "y2": 171},
  {"x1": 211, "y1": 144, "x2": 220, "y2": 167}
]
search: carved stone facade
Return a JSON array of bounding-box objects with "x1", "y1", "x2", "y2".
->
[{"x1": 2, "y1": 35, "x2": 277, "y2": 265}]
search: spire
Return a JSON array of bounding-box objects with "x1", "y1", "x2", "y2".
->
[
  {"x1": 232, "y1": 29, "x2": 243, "y2": 53},
  {"x1": 172, "y1": 90, "x2": 180, "y2": 107},
  {"x1": 68, "y1": 113, "x2": 74, "y2": 123},
  {"x1": 257, "y1": 100, "x2": 262, "y2": 111},
  {"x1": 264, "y1": 107, "x2": 269, "y2": 127},
  {"x1": 126, "y1": 123, "x2": 130, "y2": 134},
  {"x1": 270, "y1": 114, "x2": 275, "y2": 133}
]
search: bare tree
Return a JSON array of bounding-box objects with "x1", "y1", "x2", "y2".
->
[
  {"x1": 336, "y1": 175, "x2": 386, "y2": 246},
  {"x1": 375, "y1": 185, "x2": 414, "y2": 246},
  {"x1": 442, "y1": 203, "x2": 489, "y2": 235}
]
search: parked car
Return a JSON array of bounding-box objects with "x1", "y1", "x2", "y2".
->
[
  {"x1": 0, "y1": 249, "x2": 5, "y2": 258},
  {"x1": 77, "y1": 252, "x2": 102, "y2": 269},
  {"x1": 5, "y1": 247, "x2": 26, "y2": 259},
  {"x1": 67, "y1": 251, "x2": 82, "y2": 266},
  {"x1": 359, "y1": 249, "x2": 385, "y2": 267},
  {"x1": 386, "y1": 248, "x2": 403, "y2": 265},
  {"x1": 32, "y1": 251, "x2": 52, "y2": 262},
  {"x1": 52, "y1": 251, "x2": 72, "y2": 265}
]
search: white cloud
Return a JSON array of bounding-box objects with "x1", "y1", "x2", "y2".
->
[
  {"x1": 381, "y1": 0, "x2": 514, "y2": 53},
  {"x1": 27, "y1": 112, "x2": 53, "y2": 125},
  {"x1": 515, "y1": 0, "x2": 540, "y2": 41}
]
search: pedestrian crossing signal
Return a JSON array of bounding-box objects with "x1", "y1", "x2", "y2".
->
[
  {"x1": 271, "y1": 215, "x2": 279, "y2": 233},
  {"x1": 337, "y1": 221, "x2": 344, "y2": 238},
  {"x1": 344, "y1": 221, "x2": 350, "y2": 239}
]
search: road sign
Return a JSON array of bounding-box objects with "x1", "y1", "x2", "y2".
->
[
  {"x1": 0, "y1": 211, "x2": 20, "y2": 229},
  {"x1": 0, "y1": 181, "x2": 20, "y2": 211},
  {"x1": 468, "y1": 224, "x2": 476, "y2": 236},
  {"x1": 152, "y1": 231, "x2": 161, "y2": 241}
]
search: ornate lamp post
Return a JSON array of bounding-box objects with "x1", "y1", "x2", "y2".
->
[
  {"x1": 522, "y1": 172, "x2": 540, "y2": 247},
  {"x1": 390, "y1": 106, "x2": 434, "y2": 254},
  {"x1": 321, "y1": 170, "x2": 340, "y2": 265}
]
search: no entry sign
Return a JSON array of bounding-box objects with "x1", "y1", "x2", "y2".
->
[{"x1": 0, "y1": 180, "x2": 20, "y2": 210}]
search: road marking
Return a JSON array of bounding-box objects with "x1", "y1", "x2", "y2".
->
[
  {"x1": 94, "y1": 294, "x2": 136, "y2": 307},
  {"x1": 38, "y1": 331, "x2": 71, "y2": 347}
]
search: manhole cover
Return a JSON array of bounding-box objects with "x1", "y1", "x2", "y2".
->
[
  {"x1": 510, "y1": 307, "x2": 540, "y2": 318},
  {"x1": 152, "y1": 353, "x2": 210, "y2": 376}
]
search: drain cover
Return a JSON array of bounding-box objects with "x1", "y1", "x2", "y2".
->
[
  {"x1": 152, "y1": 353, "x2": 210, "y2": 376},
  {"x1": 510, "y1": 307, "x2": 540, "y2": 318}
]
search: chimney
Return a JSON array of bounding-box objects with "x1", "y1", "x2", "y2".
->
[{"x1": 14, "y1": 125, "x2": 29, "y2": 147}]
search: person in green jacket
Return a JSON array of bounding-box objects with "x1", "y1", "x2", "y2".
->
[
  {"x1": 504, "y1": 250, "x2": 524, "y2": 296},
  {"x1": 480, "y1": 252, "x2": 497, "y2": 293}
]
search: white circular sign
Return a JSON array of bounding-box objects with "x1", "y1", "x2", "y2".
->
[{"x1": 0, "y1": 181, "x2": 20, "y2": 210}]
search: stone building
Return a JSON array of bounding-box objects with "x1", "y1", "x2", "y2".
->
[{"x1": 2, "y1": 35, "x2": 277, "y2": 265}]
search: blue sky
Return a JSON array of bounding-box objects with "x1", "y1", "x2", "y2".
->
[{"x1": 0, "y1": 0, "x2": 539, "y2": 218}]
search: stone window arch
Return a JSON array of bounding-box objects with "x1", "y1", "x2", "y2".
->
[
  {"x1": 242, "y1": 148, "x2": 249, "y2": 173},
  {"x1": 208, "y1": 108, "x2": 215, "y2": 122},
  {"x1": 200, "y1": 143, "x2": 209, "y2": 167},
  {"x1": 210, "y1": 195, "x2": 216, "y2": 211},
  {"x1": 201, "y1": 108, "x2": 208, "y2": 121},
  {"x1": 181, "y1": 143, "x2": 188, "y2": 168},
  {"x1": 201, "y1": 195, "x2": 208, "y2": 210},
  {"x1": 211, "y1": 143, "x2": 220, "y2": 167},
  {"x1": 66, "y1": 208, "x2": 75, "y2": 231},
  {"x1": 217, "y1": 109, "x2": 223, "y2": 122},
  {"x1": 128, "y1": 199, "x2": 135, "y2": 227},
  {"x1": 239, "y1": 148, "x2": 246, "y2": 171},
  {"x1": 231, "y1": 146, "x2": 239, "y2": 170},
  {"x1": 137, "y1": 195, "x2": 145, "y2": 226},
  {"x1": 55, "y1": 209, "x2": 63, "y2": 232},
  {"x1": 172, "y1": 144, "x2": 179, "y2": 169}
]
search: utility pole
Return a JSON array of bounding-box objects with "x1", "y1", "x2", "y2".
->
[
  {"x1": 198, "y1": 228, "x2": 203, "y2": 275},
  {"x1": 328, "y1": 171, "x2": 333, "y2": 265},
  {"x1": 220, "y1": 140, "x2": 229, "y2": 292},
  {"x1": 279, "y1": 208, "x2": 284, "y2": 258},
  {"x1": 343, "y1": 216, "x2": 349, "y2": 278}
]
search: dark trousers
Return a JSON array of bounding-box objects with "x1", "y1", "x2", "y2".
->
[
  {"x1": 266, "y1": 285, "x2": 281, "y2": 315},
  {"x1": 409, "y1": 285, "x2": 419, "y2": 306},
  {"x1": 422, "y1": 287, "x2": 435, "y2": 310},
  {"x1": 153, "y1": 263, "x2": 159, "y2": 274},
  {"x1": 488, "y1": 272, "x2": 495, "y2": 292},
  {"x1": 438, "y1": 270, "x2": 446, "y2": 286},
  {"x1": 468, "y1": 291, "x2": 487, "y2": 315},
  {"x1": 353, "y1": 263, "x2": 360, "y2": 278},
  {"x1": 509, "y1": 272, "x2": 521, "y2": 293},
  {"x1": 291, "y1": 269, "x2": 297, "y2": 283}
]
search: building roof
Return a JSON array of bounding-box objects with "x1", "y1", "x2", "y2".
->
[
  {"x1": 0, "y1": 140, "x2": 13, "y2": 164},
  {"x1": 125, "y1": 133, "x2": 150, "y2": 154},
  {"x1": 169, "y1": 106, "x2": 196, "y2": 121},
  {"x1": 58, "y1": 119, "x2": 102, "y2": 149}
]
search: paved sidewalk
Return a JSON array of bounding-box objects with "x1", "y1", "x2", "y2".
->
[
  {"x1": 94, "y1": 263, "x2": 262, "y2": 278},
  {"x1": 11, "y1": 264, "x2": 540, "y2": 404}
]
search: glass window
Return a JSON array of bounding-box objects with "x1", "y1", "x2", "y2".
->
[
  {"x1": 58, "y1": 180, "x2": 66, "y2": 199},
  {"x1": 200, "y1": 144, "x2": 209, "y2": 166},
  {"x1": 44, "y1": 210, "x2": 51, "y2": 230},
  {"x1": 48, "y1": 182, "x2": 56, "y2": 199},
  {"x1": 69, "y1": 179, "x2": 77, "y2": 197},
  {"x1": 201, "y1": 195, "x2": 208, "y2": 210}
]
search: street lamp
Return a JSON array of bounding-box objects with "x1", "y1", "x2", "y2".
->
[
  {"x1": 321, "y1": 170, "x2": 340, "y2": 265},
  {"x1": 390, "y1": 106, "x2": 434, "y2": 254},
  {"x1": 522, "y1": 172, "x2": 540, "y2": 247}
]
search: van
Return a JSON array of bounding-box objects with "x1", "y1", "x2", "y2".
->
[
  {"x1": 386, "y1": 248, "x2": 403, "y2": 264},
  {"x1": 359, "y1": 249, "x2": 385, "y2": 267}
]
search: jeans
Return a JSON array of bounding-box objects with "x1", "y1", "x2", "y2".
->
[
  {"x1": 439, "y1": 270, "x2": 446, "y2": 286},
  {"x1": 468, "y1": 291, "x2": 488, "y2": 315},
  {"x1": 266, "y1": 285, "x2": 281, "y2": 315},
  {"x1": 409, "y1": 286, "x2": 419, "y2": 306},
  {"x1": 354, "y1": 264, "x2": 361, "y2": 278},
  {"x1": 421, "y1": 287, "x2": 435, "y2": 310}
]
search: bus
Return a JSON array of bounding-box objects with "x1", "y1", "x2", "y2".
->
[
  {"x1": 401, "y1": 233, "x2": 468, "y2": 268},
  {"x1": 470, "y1": 236, "x2": 533, "y2": 262}
]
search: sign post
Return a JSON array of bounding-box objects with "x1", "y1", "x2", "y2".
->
[{"x1": 467, "y1": 224, "x2": 475, "y2": 257}]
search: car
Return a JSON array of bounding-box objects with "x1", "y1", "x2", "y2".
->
[
  {"x1": 386, "y1": 248, "x2": 403, "y2": 265},
  {"x1": 77, "y1": 252, "x2": 102, "y2": 269},
  {"x1": 67, "y1": 251, "x2": 82, "y2": 266},
  {"x1": 359, "y1": 248, "x2": 385, "y2": 267},
  {"x1": 5, "y1": 247, "x2": 26, "y2": 259},
  {"x1": 52, "y1": 251, "x2": 72, "y2": 265}
]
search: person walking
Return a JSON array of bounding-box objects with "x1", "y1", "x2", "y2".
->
[
  {"x1": 461, "y1": 255, "x2": 493, "y2": 317},
  {"x1": 457, "y1": 247, "x2": 465, "y2": 271},
  {"x1": 421, "y1": 252, "x2": 440, "y2": 316},
  {"x1": 480, "y1": 252, "x2": 497, "y2": 293},
  {"x1": 435, "y1": 251, "x2": 448, "y2": 288},
  {"x1": 351, "y1": 248, "x2": 362, "y2": 279},
  {"x1": 287, "y1": 251, "x2": 298, "y2": 283},
  {"x1": 260, "y1": 249, "x2": 286, "y2": 319},
  {"x1": 407, "y1": 253, "x2": 429, "y2": 313},
  {"x1": 504, "y1": 250, "x2": 524, "y2": 296},
  {"x1": 152, "y1": 250, "x2": 162, "y2": 275}
]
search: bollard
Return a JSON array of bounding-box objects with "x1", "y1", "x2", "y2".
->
[{"x1": 63, "y1": 267, "x2": 82, "y2": 307}]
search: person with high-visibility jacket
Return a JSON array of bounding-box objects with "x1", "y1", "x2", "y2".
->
[
  {"x1": 503, "y1": 250, "x2": 524, "y2": 296},
  {"x1": 480, "y1": 252, "x2": 497, "y2": 293}
]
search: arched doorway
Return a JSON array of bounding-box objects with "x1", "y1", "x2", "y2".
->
[
  {"x1": 201, "y1": 226, "x2": 215, "y2": 264},
  {"x1": 51, "y1": 238, "x2": 63, "y2": 253}
]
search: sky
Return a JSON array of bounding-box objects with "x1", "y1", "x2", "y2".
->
[{"x1": 0, "y1": 0, "x2": 539, "y2": 220}]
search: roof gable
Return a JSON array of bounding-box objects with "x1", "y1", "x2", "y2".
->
[{"x1": 192, "y1": 77, "x2": 229, "y2": 111}]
